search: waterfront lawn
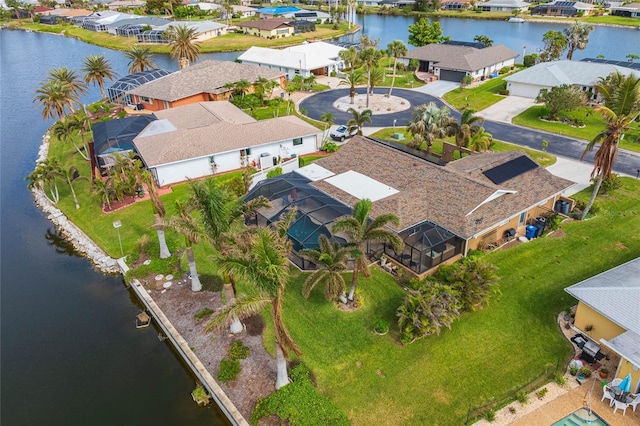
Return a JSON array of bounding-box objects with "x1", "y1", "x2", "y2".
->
[
  {"x1": 443, "y1": 77, "x2": 508, "y2": 111},
  {"x1": 512, "y1": 106, "x2": 640, "y2": 154},
  {"x1": 280, "y1": 178, "x2": 640, "y2": 425},
  {"x1": 368, "y1": 127, "x2": 556, "y2": 166}
]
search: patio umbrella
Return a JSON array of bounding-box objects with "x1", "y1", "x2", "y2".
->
[{"x1": 619, "y1": 373, "x2": 632, "y2": 393}]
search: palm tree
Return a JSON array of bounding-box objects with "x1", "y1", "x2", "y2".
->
[
  {"x1": 338, "y1": 69, "x2": 365, "y2": 105},
  {"x1": 48, "y1": 67, "x2": 88, "y2": 113},
  {"x1": 347, "y1": 107, "x2": 372, "y2": 135},
  {"x1": 407, "y1": 102, "x2": 455, "y2": 156},
  {"x1": 82, "y1": 54, "x2": 116, "y2": 100},
  {"x1": 339, "y1": 46, "x2": 360, "y2": 70},
  {"x1": 91, "y1": 177, "x2": 114, "y2": 211},
  {"x1": 368, "y1": 68, "x2": 385, "y2": 96},
  {"x1": 33, "y1": 79, "x2": 78, "y2": 121},
  {"x1": 467, "y1": 126, "x2": 494, "y2": 152},
  {"x1": 26, "y1": 158, "x2": 62, "y2": 203},
  {"x1": 563, "y1": 21, "x2": 594, "y2": 61},
  {"x1": 165, "y1": 24, "x2": 201, "y2": 69},
  {"x1": 234, "y1": 79, "x2": 251, "y2": 99},
  {"x1": 320, "y1": 111, "x2": 335, "y2": 143},
  {"x1": 386, "y1": 40, "x2": 407, "y2": 97},
  {"x1": 68, "y1": 113, "x2": 92, "y2": 164},
  {"x1": 141, "y1": 171, "x2": 171, "y2": 259},
  {"x1": 52, "y1": 118, "x2": 89, "y2": 161},
  {"x1": 580, "y1": 72, "x2": 640, "y2": 219},
  {"x1": 298, "y1": 235, "x2": 354, "y2": 302},
  {"x1": 451, "y1": 108, "x2": 484, "y2": 153},
  {"x1": 169, "y1": 200, "x2": 202, "y2": 292},
  {"x1": 206, "y1": 221, "x2": 301, "y2": 389},
  {"x1": 332, "y1": 199, "x2": 402, "y2": 302},
  {"x1": 124, "y1": 46, "x2": 157, "y2": 74},
  {"x1": 359, "y1": 46, "x2": 384, "y2": 108},
  {"x1": 56, "y1": 165, "x2": 85, "y2": 209},
  {"x1": 253, "y1": 76, "x2": 273, "y2": 104}
]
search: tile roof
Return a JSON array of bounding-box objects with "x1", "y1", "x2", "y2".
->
[
  {"x1": 311, "y1": 137, "x2": 573, "y2": 239},
  {"x1": 133, "y1": 102, "x2": 320, "y2": 167},
  {"x1": 236, "y1": 18, "x2": 292, "y2": 31},
  {"x1": 565, "y1": 257, "x2": 640, "y2": 335},
  {"x1": 127, "y1": 60, "x2": 283, "y2": 101},
  {"x1": 404, "y1": 44, "x2": 518, "y2": 72}
]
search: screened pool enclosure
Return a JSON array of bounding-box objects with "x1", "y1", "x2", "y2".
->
[
  {"x1": 107, "y1": 69, "x2": 170, "y2": 103},
  {"x1": 245, "y1": 171, "x2": 464, "y2": 274}
]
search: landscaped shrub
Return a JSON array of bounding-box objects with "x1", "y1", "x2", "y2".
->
[
  {"x1": 535, "y1": 387, "x2": 548, "y2": 399},
  {"x1": 266, "y1": 167, "x2": 283, "y2": 179},
  {"x1": 321, "y1": 141, "x2": 338, "y2": 152},
  {"x1": 218, "y1": 358, "x2": 241, "y2": 383},
  {"x1": 436, "y1": 257, "x2": 500, "y2": 312},
  {"x1": 516, "y1": 390, "x2": 528, "y2": 404},
  {"x1": 228, "y1": 339, "x2": 250, "y2": 361},
  {"x1": 498, "y1": 89, "x2": 510, "y2": 96},
  {"x1": 483, "y1": 409, "x2": 496, "y2": 422},
  {"x1": 194, "y1": 307, "x2": 214, "y2": 320},
  {"x1": 598, "y1": 174, "x2": 622, "y2": 194},
  {"x1": 251, "y1": 363, "x2": 349, "y2": 426}
]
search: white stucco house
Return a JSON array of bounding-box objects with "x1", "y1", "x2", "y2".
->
[
  {"x1": 133, "y1": 102, "x2": 321, "y2": 186},
  {"x1": 237, "y1": 41, "x2": 346, "y2": 80},
  {"x1": 479, "y1": 0, "x2": 529, "y2": 12},
  {"x1": 504, "y1": 60, "x2": 639, "y2": 99}
]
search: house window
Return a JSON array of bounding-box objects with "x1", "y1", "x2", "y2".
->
[
  {"x1": 141, "y1": 96, "x2": 152, "y2": 104},
  {"x1": 293, "y1": 137, "x2": 303, "y2": 146},
  {"x1": 518, "y1": 212, "x2": 526, "y2": 227}
]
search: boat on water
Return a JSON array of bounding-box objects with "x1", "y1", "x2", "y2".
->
[{"x1": 509, "y1": 17, "x2": 525, "y2": 23}]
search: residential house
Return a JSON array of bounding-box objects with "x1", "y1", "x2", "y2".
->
[
  {"x1": 479, "y1": 0, "x2": 529, "y2": 13},
  {"x1": 245, "y1": 136, "x2": 573, "y2": 275},
  {"x1": 255, "y1": 5, "x2": 300, "y2": 18},
  {"x1": 232, "y1": 5, "x2": 256, "y2": 18},
  {"x1": 107, "y1": 69, "x2": 171, "y2": 104},
  {"x1": 565, "y1": 257, "x2": 640, "y2": 394},
  {"x1": 504, "y1": 60, "x2": 638, "y2": 99},
  {"x1": 236, "y1": 18, "x2": 294, "y2": 38},
  {"x1": 107, "y1": 0, "x2": 146, "y2": 10},
  {"x1": 126, "y1": 60, "x2": 284, "y2": 111},
  {"x1": 238, "y1": 41, "x2": 346, "y2": 79},
  {"x1": 403, "y1": 42, "x2": 518, "y2": 82},
  {"x1": 611, "y1": 2, "x2": 640, "y2": 17},
  {"x1": 132, "y1": 102, "x2": 321, "y2": 186},
  {"x1": 530, "y1": 1, "x2": 595, "y2": 17},
  {"x1": 441, "y1": 0, "x2": 472, "y2": 10}
]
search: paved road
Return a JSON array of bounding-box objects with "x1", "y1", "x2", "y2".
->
[{"x1": 300, "y1": 88, "x2": 640, "y2": 177}]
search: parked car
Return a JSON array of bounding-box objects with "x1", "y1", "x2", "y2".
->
[{"x1": 330, "y1": 125, "x2": 357, "y2": 142}]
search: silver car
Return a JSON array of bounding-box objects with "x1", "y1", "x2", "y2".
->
[{"x1": 330, "y1": 125, "x2": 357, "y2": 142}]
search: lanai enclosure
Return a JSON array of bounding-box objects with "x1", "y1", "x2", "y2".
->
[
  {"x1": 107, "y1": 69, "x2": 170, "y2": 104},
  {"x1": 244, "y1": 168, "x2": 463, "y2": 274}
]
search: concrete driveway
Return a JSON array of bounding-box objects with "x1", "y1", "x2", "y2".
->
[
  {"x1": 477, "y1": 95, "x2": 538, "y2": 124},
  {"x1": 412, "y1": 80, "x2": 459, "y2": 97}
]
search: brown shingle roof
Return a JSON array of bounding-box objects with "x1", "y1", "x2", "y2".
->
[
  {"x1": 404, "y1": 44, "x2": 518, "y2": 72},
  {"x1": 236, "y1": 18, "x2": 292, "y2": 31},
  {"x1": 127, "y1": 60, "x2": 283, "y2": 101},
  {"x1": 133, "y1": 102, "x2": 319, "y2": 167},
  {"x1": 311, "y1": 137, "x2": 573, "y2": 239}
]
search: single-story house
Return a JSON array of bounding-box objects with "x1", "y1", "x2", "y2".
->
[
  {"x1": 611, "y1": 2, "x2": 640, "y2": 17},
  {"x1": 126, "y1": 60, "x2": 284, "y2": 111},
  {"x1": 107, "y1": 68, "x2": 171, "y2": 104},
  {"x1": 132, "y1": 101, "x2": 321, "y2": 186},
  {"x1": 403, "y1": 42, "x2": 518, "y2": 82},
  {"x1": 530, "y1": 1, "x2": 595, "y2": 16},
  {"x1": 107, "y1": 0, "x2": 146, "y2": 10},
  {"x1": 255, "y1": 5, "x2": 300, "y2": 18},
  {"x1": 479, "y1": 0, "x2": 529, "y2": 13},
  {"x1": 236, "y1": 18, "x2": 294, "y2": 38},
  {"x1": 79, "y1": 11, "x2": 139, "y2": 31},
  {"x1": 504, "y1": 60, "x2": 639, "y2": 99},
  {"x1": 282, "y1": 10, "x2": 331, "y2": 22},
  {"x1": 232, "y1": 5, "x2": 256, "y2": 18},
  {"x1": 441, "y1": 0, "x2": 472, "y2": 10},
  {"x1": 106, "y1": 16, "x2": 171, "y2": 37},
  {"x1": 238, "y1": 41, "x2": 346, "y2": 79},
  {"x1": 565, "y1": 257, "x2": 640, "y2": 394},
  {"x1": 245, "y1": 136, "x2": 574, "y2": 274}
]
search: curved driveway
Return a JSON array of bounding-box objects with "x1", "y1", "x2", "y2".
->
[{"x1": 300, "y1": 88, "x2": 640, "y2": 177}]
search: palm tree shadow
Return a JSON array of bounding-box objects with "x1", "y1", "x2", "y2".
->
[{"x1": 44, "y1": 227, "x2": 82, "y2": 257}]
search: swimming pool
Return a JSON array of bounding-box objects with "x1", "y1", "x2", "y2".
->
[{"x1": 551, "y1": 408, "x2": 609, "y2": 426}]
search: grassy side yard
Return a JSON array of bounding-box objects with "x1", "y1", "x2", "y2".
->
[
  {"x1": 443, "y1": 77, "x2": 508, "y2": 111},
  {"x1": 512, "y1": 106, "x2": 640, "y2": 154},
  {"x1": 368, "y1": 127, "x2": 557, "y2": 167},
  {"x1": 281, "y1": 178, "x2": 640, "y2": 425}
]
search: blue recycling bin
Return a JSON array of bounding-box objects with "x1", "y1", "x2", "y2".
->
[
  {"x1": 562, "y1": 201, "x2": 570, "y2": 214},
  {"x1": 525, "y1": 225, "x2": 537, "y2": 240}
]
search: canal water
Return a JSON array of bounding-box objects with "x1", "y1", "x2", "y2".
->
[{"x1": 0, "y1": 30, "x2": 228, "y2": 425}]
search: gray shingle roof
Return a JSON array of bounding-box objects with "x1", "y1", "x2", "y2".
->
[
  {"x1": 126, "y1": 60, "x2": 283, "y2": 101},
  {"x1": 133, "y1": 102, "x2": 319, "y2": 167},
  {"x1": 565, "y1": 257, "x2": 640, "y2": 335},
  {"x1": 311, "y1": 137, "x2": 572, "y2": 238},
  {"x1": 404, "y1": 44, "x2": 518, "y2": 72},
  {"x1": 236, "y1": 18, "x2": 292, "y2": 31}
]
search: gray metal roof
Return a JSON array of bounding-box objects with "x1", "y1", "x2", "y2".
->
[{"x1": 504, "y1": 60, "x2": 639, "y2": 87}]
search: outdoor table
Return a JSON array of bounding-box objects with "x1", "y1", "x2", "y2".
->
[{"x1": 612, "y1": 386, "x2": 632, "y2": 403}]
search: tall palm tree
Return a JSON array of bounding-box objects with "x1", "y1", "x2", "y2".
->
[
  {"x1": 124, "y1": 46, "x2": 158, "y2": 74},
  {"x1": 580, "y1": 72, "x2": 640, "y2": 219},
  {"x1": 48, "y1": 67, "x2": 88, "y2": 113},
  {"x1": 332, "y1": 199, "x2": 402, "y2": 302},
  {"x1": 33, "y1": 79, "x2": 78, "y2": 121},
  {"x1": 165, "y1": 24, "x2": 201, "y2": 69},
  {"x1": 359, "y1": 46, "x2": 383, "y2": 108},
  {"x1": 320, "y1": 111, "x2": 335, "y2": 143},
  {"x1": 234, "y1": 79, "x2": 251, "y2": 99},
  {"x1": 386, "y1": 40, "x2": 407, "y2": 97},
  {"x1": 563, "y1": 21, "x2": 594, "y2": 61},
  {"x1": 408, "y1": 102, "x2": 454, "y2": 156},
  {"x1": 52, "y1": 118, "x2": 89, "y2": 161},
  {"x1": 26, "y1": 158, "x2": 62, "y2": 204},
  {"x1": 339, "y1": 46, "x2": 360, "y2": 70},
  {"x1": 56, "y1": 165, "x2": 85, "y2": 209},
  {"x1": 368, "y1": 68, "x2": 385, "y2": 96},
  {"x1": 82, "y1": 54, "x2": 116, "y2": 100},
  {"x1": 347, "y1": 107, "x2": 372, "y2": 135},
  {"x1": 298, "y1": 235, "x2": 354, "y2": 303},
  {"x1": 141, "y1": 171, "x2": 171, "y2": 259},
  {"x1": 338, "y1": 69, "x2": 365, "y2": 105},
  {"x1": 451, "y1": 108, "x2": 484, "y2": 153},
  {"x1": 169, "y1": 200, "x2": 202, "y2": 292},
  {"x1": 206, "y1": 217, "x2": 301, "y2": 389}
]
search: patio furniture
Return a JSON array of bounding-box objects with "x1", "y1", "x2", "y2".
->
[
  {"x1": 610, "y1": 378, "x2": 623, "y2": 388},
  {"x1": 629, "y1": 394, "x2": 640, "y2": 412},
  {"x1": 602, "y1": 388, "x2": 615, "y2": 407},
  {"x1": 612, "y1": 399, "x2": 629, "y2": 416}
]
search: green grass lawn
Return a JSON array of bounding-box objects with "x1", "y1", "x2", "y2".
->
[
  {"x1": 512, "y1": 106, "x2": 640, "y2": 154},
  {"x1": 368, "y1": 127, "x2": 557, "y2": 166},
  {"x1": 443, "y1": 77, "x2": 508, "y2": 111}
]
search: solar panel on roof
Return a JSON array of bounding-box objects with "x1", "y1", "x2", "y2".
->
[{"x1": 482, "y1": 156, "x2": 538, "y2": 185}]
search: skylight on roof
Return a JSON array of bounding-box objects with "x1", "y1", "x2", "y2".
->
[{"x1": 324, "y1": 170, "x2": 398, "y2": 201}]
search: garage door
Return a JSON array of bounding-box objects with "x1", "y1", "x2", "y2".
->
[{"x1": 440, "y1": 70, "x2": 466, "y2": 82}]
